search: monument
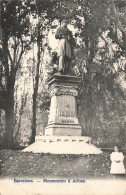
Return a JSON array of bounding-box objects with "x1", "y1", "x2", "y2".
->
[
  {"x1": 45, "y1": 20, "x2": 81, "y2": 136},
  {"x1": 23, "y1": 20, "x2": 102, "y2": 154}
]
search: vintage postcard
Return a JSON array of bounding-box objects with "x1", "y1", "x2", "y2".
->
[{"x1": 0, "y1": 0, "x2": 126, "y2": 194}]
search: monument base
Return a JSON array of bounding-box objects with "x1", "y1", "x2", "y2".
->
[
  {"x1": 45, "y1": 124, "x2": 82, "y2": 136},
  {"x1": 23, "y1": 135, "x2": 102, "y2": 154},
  {"x1": 23, "y1": 75, "x2": 102, "y2": 155}
]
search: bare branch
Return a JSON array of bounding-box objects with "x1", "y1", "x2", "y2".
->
[
  {"x1": 15, "y1": 37, "x2": 24, "y2": 71},
  {"x1": 101, "y1": 33, "x2": 124, "y2": 51},
  {"x1": 16, "y1": 35, "x2": 35, "y2": 71},
  {"x1": 6, "y1": 47, "x2": 13, "y2": 67},
  {"x1": 13, "y1": 37, "x2": 17, "y2": 64}
]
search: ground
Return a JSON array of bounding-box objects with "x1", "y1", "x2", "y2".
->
[{"x1": 0, "y1": 149, "x2": 126, "y2": 179}]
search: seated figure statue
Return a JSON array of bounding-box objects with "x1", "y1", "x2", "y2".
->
[{"x1": 55, "y1": 20, "x2": 74, "y2": 74}]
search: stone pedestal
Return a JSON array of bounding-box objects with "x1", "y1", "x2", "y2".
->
[
  {"x1": 45, "y1": 74, "x2": 82, "y2": 136},
  {"x1": 23, "y1": 74, "x2": 102, "y2": 154}
]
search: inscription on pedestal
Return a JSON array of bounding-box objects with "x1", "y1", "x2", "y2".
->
[
  {"x1": 62, "y1": 119, "x2": 74, "y2": 123},
  {"x1": 50, "y1": 87, "x2": 78, "y2": 97},
  {"x1": 45, "y1": 75, "x2": 82, "y2": 136}
]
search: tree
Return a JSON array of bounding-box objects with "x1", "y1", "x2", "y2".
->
[
  {"x1": 0, "y1": 0, "x2": 125, "y2": 148},
  {"x1": 73, "y1": 0, "x2": 126, "y2": 142},
  {"x1": 29, "y1": 0, "x2": 126, "y2": 144},
  {"x1": 30, "y1": 0, "x2": 57, "y2": 143},
  {"x1": 70, "y1": 0, "x2": 109, "y2": 136},
  {"x1": 50, "y1": 0, "x2": 126, "y2": 142},
  {"x1": 1, "y1": 0, "x2": 32, "y2": 148},
  {"x1": 110, "y1": 0, "x2": 126, "y2": 57}
]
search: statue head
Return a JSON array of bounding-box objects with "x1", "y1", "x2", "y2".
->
[{"x1": 61, "y1": 20, "x2": 68, "y2": 27}]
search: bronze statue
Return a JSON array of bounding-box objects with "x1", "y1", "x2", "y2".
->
[{"x1": 55, "y1": 20, "x2": 74, "y2": 74}]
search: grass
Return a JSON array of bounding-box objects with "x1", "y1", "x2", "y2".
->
[{"x1": 1, "y1": 149, "x2": 125, "y2": 179}]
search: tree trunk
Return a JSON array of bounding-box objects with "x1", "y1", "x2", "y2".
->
[
  {"x1": 31, "y1": 19, "x2": 41, "y2": 144},
  {"x1": 31, "y1": 92, "x2": 37, "y2": 143},
  {"x1": 86, "y1": 42, "x2": 95, "y2": 137},
  {"x1": 1, "y1": 34, "x2": 15, "y2": 148},
  {"x1": 31, "y1": 56, "x2": 40, "y2": 143},
  {"x1": 4, "y1": 76, "x2": 15, "y2": 148}
]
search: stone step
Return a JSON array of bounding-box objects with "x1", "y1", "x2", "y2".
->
[
  {"x1": 23, "y1": 141, "x2": 102, "y2": 154},
  {"x1": 35, "y1": 135, "x2": 92, "y2": 144}
]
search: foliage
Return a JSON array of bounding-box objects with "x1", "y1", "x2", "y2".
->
[
  {"x1": 0, "y1": 0, "x2": 126, "y2": 148},
  {"x1": 0, "y1": 0, "x2": 33, "y2": 148},
  {"x1": 73, "y1": 0, "x2": 126, "y2": 146}
]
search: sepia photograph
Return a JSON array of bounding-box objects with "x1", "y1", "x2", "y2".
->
[{"x1": 0, "y1": 0, "x2": 126, "y2": 194}]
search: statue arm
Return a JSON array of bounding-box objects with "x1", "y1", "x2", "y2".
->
[
  {"x1": 55, "y1": 28, "x2": 60, "y2": 39},
  {"x1": 55, "y1": 27, "x2": 68, "y2": 39},
  {"x1": 55, "y1": 27, "x2": 64, "y2": 39},
  {"x1": 68, "y1": 30, "x2": 75, "y2": 46}
]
